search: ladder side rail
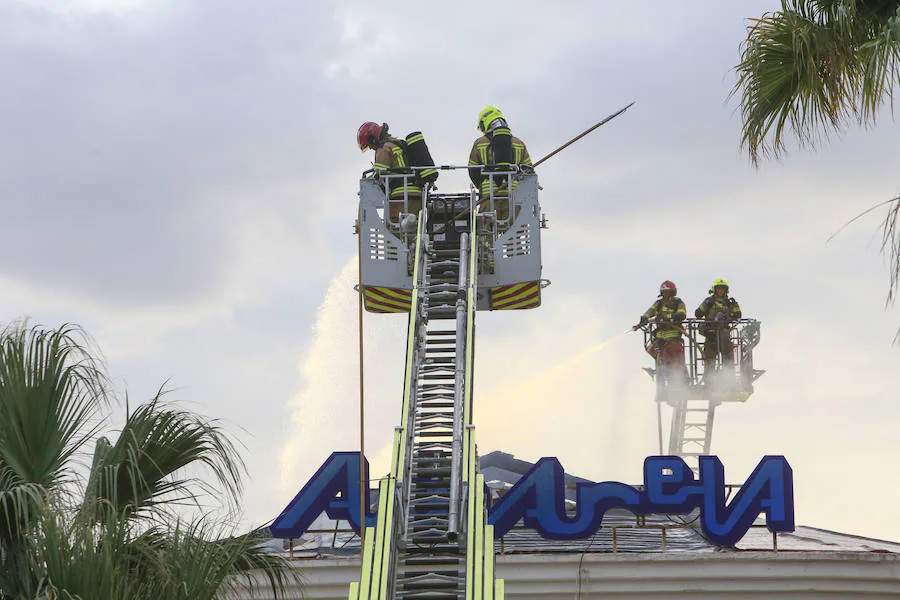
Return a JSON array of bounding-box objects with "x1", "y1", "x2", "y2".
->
[
  {"x1": 448, "y1": 230, "x2": 470, "y2": 540},
  {"x1": 397, "y1": 204, "x2": 428, "y2": 489},
  {"x1": 384, "y1": 208, "x2": 428, "y2": 598},
  {"x1": 368, "y1": 477, "x2": 391, "y2": 596},
  {"x1": 357, "y1": 524, "x2": 377, "y2": 598},
  {"x1": 400, "y1": 206, "x2": 429, "y2": 543},
  {"x1": 380, "y1": 427, "x2": 405, "y2": 599},
  {"x1": 667, "y1": 397, "x2": 685, "y2": 455},
  {"x1": 465, "y1": 189, "x2": 478, "y2": 427},
  {"x1": 703, "y1": 404, "x2": 716, "y2": 455},
  {"x1": 484, "y1": 523, "x2": 496, "y2": 600},
  {"x1": 464, "y1": 205, "x2": 480, "y2": 597},
  {"x1": 473, "y1": 473, "x2": 486, "y2": 600},
  {"x1": 464, "y1": 425, "x2": 477, "y2": 600}
]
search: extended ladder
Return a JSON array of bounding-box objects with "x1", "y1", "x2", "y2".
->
[
  {"x1": 351, "y1": 192, "x2": 502, "y2": 599},
  {"x1": 668, "y1": 396, "x2": 715, "y2": 459},
  {"x1": 643, "y1": 319, "x2": 764, "y2": 473}
]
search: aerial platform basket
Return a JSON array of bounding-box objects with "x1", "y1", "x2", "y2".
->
[
  {"x1": 357, "y1": 165, "x2": 546, "y2": 313},
  {"x1": 640, "y1": 318, "x2": 765, "y2": 406}
]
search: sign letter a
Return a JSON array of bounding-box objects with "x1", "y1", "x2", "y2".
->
[{"x1": 270, "y1": 452, "x2": 373, "y2": 538}]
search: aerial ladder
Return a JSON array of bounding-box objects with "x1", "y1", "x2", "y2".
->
[
  {"x1": 638, "y1": 318, "x2": 765, "y2": 472},
  {"x1": 351, "y1": 163, "x2": 544, "y2": 599}
]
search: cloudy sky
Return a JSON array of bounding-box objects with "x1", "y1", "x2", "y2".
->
[{"x1": 3, "y1": 0, "x2": 899, "y2": 543}]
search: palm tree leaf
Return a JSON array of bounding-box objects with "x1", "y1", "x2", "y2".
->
[
  {"x1": 0, "y1": 322, "x2": 108, "y2": 546},
  {"x1": 881, "y1": 196, "x2": 900, "y2": 309},
  {"x1": 856, "y1": 9, "x2": 900, "y2": 120},
  {"x1": 0, "y1": 475, "x2": 47, "y2": 597},
  {"x1": 0, "y1": 323, "x2": 108, "y2": 488},
  {"x1": 733, "y1": 0, "x2": 900, "y2": 163},
  {"x1": 0, "y1": 324, "x2": 299, "y2": 599},
  {"x1": 82, "y1": 395, "x2": 245, "y2": 520},
  {"x1": 32, "y1": 510, "x2": 162, "y2": 600},
  {"x1": 151, "y1": 519, "x2": 299, "y2": 600},
  {"x1": 0, "y1": 470, "x2": 46, "y2": 541}
]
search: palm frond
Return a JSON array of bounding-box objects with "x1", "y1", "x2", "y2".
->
[
  {"x1": 733, "y1": 0, "x2": 900, "y2": 164},
  {"x1": 32, "y1": 510, "x2": 161, "y2": 600},
  {"x1": 82, "y1": 395, "x2": 245, "y2": 521},
  {"x1": 0, "y1": 322, "x2": 108, "y2": 488},
  {"x1": 826, "y1": 195, "x2": 899, "y2": 242},
  {"x1": 881, "y1": 195, "x2": 900, "y2": 310},
  {"x1": 856, "y1": 7, "x2": 900, "y2": 120},
  {"x1": 152, "y1": 519, "x2": 299, "y2": 600},
  {"x1": 0, "y1": 476, "x2": 47, "y2": 598},
  {"x1": 0, "y1": 469, "x2": 47, "y2": 543},
  {"x1": 0, "y1": 322, "x2": 108, "y2": 547},
  {"x1": 0, "y1": 323, "x2": 300, "y2": 599}
]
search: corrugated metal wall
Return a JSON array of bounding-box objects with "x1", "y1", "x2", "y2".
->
[{"x1": 238, "y1": 552, "x2": 900, "y2": 599}]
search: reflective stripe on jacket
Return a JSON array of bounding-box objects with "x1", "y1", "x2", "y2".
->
[
  {"x1": 374, "y1": 138, "x2": 422, "y2": 199},
  {"x1": 468, "y1": 133, "x2": 532, "y2": 196},
  {"x1": 643, "y1": 297, "x2": 687, "y2": 340},
  {"x1": 694, "y1": 295, "x2": 742, "y2": 323}
]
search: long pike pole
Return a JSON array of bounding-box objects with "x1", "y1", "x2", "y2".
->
[
  {"x1": 533, "y1": 102, "x2": 635, "y2": 167},
  {"x1": 451, "y1": 102, "x2": 635, "y2": 222}
]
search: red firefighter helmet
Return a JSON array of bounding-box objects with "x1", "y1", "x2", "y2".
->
[
  {"x1": 659, "y1": 280, "x2": 677, "y2": 296},
  {"x1": 357, "y1": 121, "x2": 384, "y2": 151}
]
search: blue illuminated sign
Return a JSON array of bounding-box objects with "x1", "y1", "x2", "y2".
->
[
  {"x1": 270, "y1": 452, "x2": 376, "y2": 538},
  {"x1": 488, "y1": 455, "x2": 793, "y2": 546},
  {"x1": 271, "y1": 453, "x2": 793, "y2": 547}
]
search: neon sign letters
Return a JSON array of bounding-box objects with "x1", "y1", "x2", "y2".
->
[
  {"x1": 271, "y1": 453, "x2": 793, "y2": 547},
  {"x1": 270, "y1": 452, "x2": 376, "y2": 538},
  {"x1": 488, "y1": 455, "x2": 793, "y2": 546}
]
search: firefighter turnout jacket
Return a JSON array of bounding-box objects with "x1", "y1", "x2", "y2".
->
[
  {"x1": 694, "y1": 295, "x2": 742, "y2": 334},
  {"x1": 468, "y1": 131, "x2": 532, "y2": 197},
  {"x1": 641, "y1": 297, "x2": 687, "y2": 341},
  {"x1": 374, "y1": 137, "x2": 422, "y2": 200}
]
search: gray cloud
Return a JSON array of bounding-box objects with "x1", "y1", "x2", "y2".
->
[
  {"x1": 0, "y1": 1, "x2": 354, "y2": 306},
  {"x1": 3, "y1": 0, "x2": 900, "y2": 542}
]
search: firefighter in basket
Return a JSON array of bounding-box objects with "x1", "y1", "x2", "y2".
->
[
  {"x1": 358, "y1": 121, "x2": 438, "y2": 222},
  {"x1": 635, "y1": 280, "x2": 688, "y2": 382},
  {"x1": 695, "y1": 277, "x2": 742, "y2": 367},
  {"x1": 467, "y1": 106, "x2": 533, "y2": 223}
]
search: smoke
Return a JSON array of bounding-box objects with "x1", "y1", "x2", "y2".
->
[
  {"x1": 277, "y1": 268, "x2": 695, "y2": 498},
  {"x1": 278, "y1": 256, "x2": 407, "y2": 495},
  {"x1": 472, "y1": 296, "x2": 657, "y2": 484}
]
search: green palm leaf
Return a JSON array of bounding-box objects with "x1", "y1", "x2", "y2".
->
[
  {"x1": 0, "y1": 322, "x2": 107, "y2": 551},
  {"x1": 150, "y1": 520, "x2": 298, "y2": 600},
  {"x1": 33, "y1": 511, "x2": 159, "y2": 600},
  {"x1": 733, "y1": 0, "x2": 900, "y2": 163},
  {"x1": 82, "y1": 396, "x2": 245, "y2": 521},
  {"x1": 0, "y1": 322, "x2": 107, "y2": 489},
  {"x1": 0, "y1": 323, "x2": 300, "y2": 598}
]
